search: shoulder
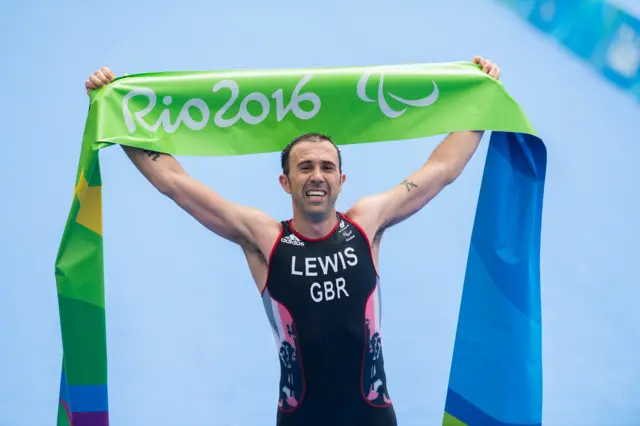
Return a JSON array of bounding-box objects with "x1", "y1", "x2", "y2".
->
[
  {"x1": 344, "y1": 194, "x2": 388, "y2": 243},
  {"x1": 341, "y1": 208, "x2": 380, "y2": 247}
]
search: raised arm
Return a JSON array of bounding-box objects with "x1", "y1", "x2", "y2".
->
[
  {"x1": 347, "y1": 130, "x2": 484, "y2": 234},
  {"x1": 122, "y1": 147, "x2": 279, "y2": 247},
  {"x1": 346, "y1": 57, "x2": 501, "y2": 240},
  {"x1": 85, "y1": 67, "x2": 280, "y2": 251}
]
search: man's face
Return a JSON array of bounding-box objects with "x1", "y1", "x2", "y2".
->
[{"x1": 280, "y1": 141, "x2": 345, "y2": 218}]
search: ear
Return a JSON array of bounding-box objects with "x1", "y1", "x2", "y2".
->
[{"x1": 279, "y1": 174, "x2": 291, "y2": 194}]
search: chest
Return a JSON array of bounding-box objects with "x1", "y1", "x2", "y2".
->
[{"x1": 267, "y1": 239, "x2": 377, "y2": 308}]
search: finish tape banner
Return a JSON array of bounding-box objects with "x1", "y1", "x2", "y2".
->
[{"x1": 55, "y1": 61, "x2": 546, "y2": 426}]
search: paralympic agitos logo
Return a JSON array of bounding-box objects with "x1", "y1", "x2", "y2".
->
[
  {"x1": 121, "y1": 68, "x2": 440, "y2": 134},
  {"x1": 357, "y1": 69, "x2": 439, "y2": 118}
]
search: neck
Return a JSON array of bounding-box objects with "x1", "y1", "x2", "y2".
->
[{"x1": 290, "y1": 209, "x2": 338, "y2": 239}]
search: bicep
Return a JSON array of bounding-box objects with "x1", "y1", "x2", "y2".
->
[
  {"x1": 349, "y1": 162, "x2": 452, "y2": 234},
  {"x1": 169, "y1": 173, "x2": 277, "y2": 247}
]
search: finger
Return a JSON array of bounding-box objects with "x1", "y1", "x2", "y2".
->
[
  {"x1": 85, "y1": 80, "x2": 95, "y2": 94},
  {"x1": 85, "y1": 78, "x2": 99, "y2": 96},
  {"x1": 491, "y1": 66, "x2": 500, "y2": 78},
  {"x1": 94, "y1": 70, "x2": 111, "y2": 85},
  {"x1": 482, "y1": 59, "x2": 493, "y2": 73},
  {"x1": 472, "y1": 56, "x2": 483, "y2": 65},
  {"x1": 89, "y1": 74, "x2": 104, "y2": 88},
  {"x1": 85, "y1": 77, "x2": 101, "y2": 91},
  {"x1": 102, "y1": 66, "x2": 115, "y2": 81},
  {"x1": 90, "y1": 72, "x2": 104, "y2": 86}
]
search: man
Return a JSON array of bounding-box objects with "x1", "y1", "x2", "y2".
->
[{"x1": 85, "y1": 56, "x2": 501, "y2": 426}]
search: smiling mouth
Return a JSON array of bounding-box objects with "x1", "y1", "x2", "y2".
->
[{"x1": 305, "y1": 190, "x2": 327, "y2": 201}]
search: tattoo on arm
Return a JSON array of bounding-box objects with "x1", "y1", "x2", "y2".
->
[
  {"x1": 142, "y1": 149, "x2": 161, "y2": 161},
  {"x1": 401, "y1": 180, "x2": 418, "y2": 192}
]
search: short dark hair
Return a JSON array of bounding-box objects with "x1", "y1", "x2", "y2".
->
[{"x1": 280, "y1": 132, "x2": 342, "y2": 175}]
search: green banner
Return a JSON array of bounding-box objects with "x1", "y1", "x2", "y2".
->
[
  {"x1": 89, "y1": 61, "x2": 536, "y2": 154},
  {"x1": 55, "y1": 60, "x2": 544, "y2": 426}
]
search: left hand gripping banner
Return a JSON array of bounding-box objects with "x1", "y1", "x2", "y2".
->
[{"x1": 55, "y1": 61, "x2": 546, "y2": 426}]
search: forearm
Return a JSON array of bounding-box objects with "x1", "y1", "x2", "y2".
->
[
  {"x1": 119, "y1": 145, "x2": 278, "y2": 247},
  {"x1": 425, "y1": 130, "x2": 484, "y2": 183},
  {"x1": 360, "y1": 130, "x2": 484, "y2": 229},
  {"x1": 121, "y1": 145, "x2": 185, "y2": 196}
]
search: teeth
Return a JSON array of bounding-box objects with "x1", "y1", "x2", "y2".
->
[{"x1": 306, "y1": 190, "x2": 326, "y2": 196}]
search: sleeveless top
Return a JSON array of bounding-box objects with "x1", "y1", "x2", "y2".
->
[{"x1": 260, "y1": 212, "x2": 397, "y2": 426}]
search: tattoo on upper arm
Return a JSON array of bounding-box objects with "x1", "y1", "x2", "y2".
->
[
  {"x1": 142, "y1": 149, "x2": 161, "y2": 161},
  {"x1": 401, "y1": 180, "x2": 418, "y2": 192}
]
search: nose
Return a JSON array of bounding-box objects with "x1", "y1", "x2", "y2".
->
[{"x1": 310, "y1": 168, "x2": 324, "y2": 182}]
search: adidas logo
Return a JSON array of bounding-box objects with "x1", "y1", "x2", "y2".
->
[{"x1": 281, "y1": 234, "x2": 305, "y2": 246}]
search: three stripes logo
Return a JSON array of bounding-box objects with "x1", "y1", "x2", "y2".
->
[{"x1": 281, "y1": 234, "x2": 305, "y2": 246}]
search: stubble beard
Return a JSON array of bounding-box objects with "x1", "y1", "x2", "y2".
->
[{"x1": 295, "y1": 193, "x2": 336, "y2": 223}]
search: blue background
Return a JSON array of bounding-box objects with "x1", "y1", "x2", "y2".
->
[{"x1": 1, "y1": 0, "x2": 639, "y2": 425}]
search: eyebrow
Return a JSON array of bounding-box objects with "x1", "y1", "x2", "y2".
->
[{"x1": 296, "y1": 160, "x2": 336, "y2": 168}]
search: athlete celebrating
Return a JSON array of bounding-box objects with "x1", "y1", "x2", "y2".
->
[{"x1": 85, "y1": 56, "x2": 501, "y2": 426}]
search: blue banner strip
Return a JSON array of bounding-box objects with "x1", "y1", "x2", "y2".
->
[
  {"x1": 496, "y1": 0, "x2": 640, "y2": 103},
  {"x1": 444, "y1": 131, "x2": 546, "y2": 425}
]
